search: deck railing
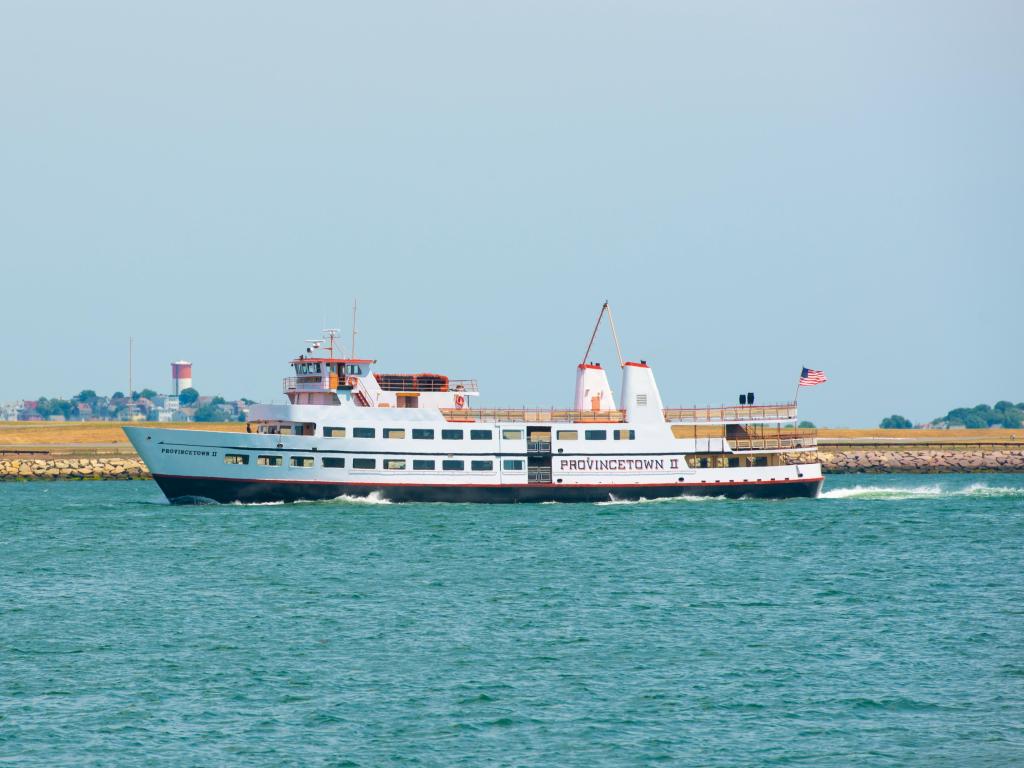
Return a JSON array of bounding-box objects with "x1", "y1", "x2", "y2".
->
[
  {"x1": 728, "y1": 430, "x2": 817, "y2": 452},
  {"x1": 441, "y1": 408, "x2": 628, "y2": 423},
  {"x1": 662, "y1": 403, "x2": 798, "y2": 424},
  {"x1": 282, "y1": 376, "x2": 328, "y2": 393}
]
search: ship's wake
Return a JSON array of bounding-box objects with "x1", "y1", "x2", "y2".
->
[
  {"x1": 595, "y1": 494, "x2": 727, "y2": 506},
  {"x1": 820, "y1": 482, "x2": 1024, "y2": 501}
]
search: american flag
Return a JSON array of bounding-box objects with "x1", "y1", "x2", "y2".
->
[{"x1": 799, "y1": 367, "x2": 827, "y2": 386}]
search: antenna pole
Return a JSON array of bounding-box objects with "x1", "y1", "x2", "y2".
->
[
  {"x1": 351, "y1": 299, "x2": 358, "y2": 358},
  {"x1": 128, "y1": 336, "x2": 133, "y2": 420},
  {"x1": 605, "y1": 303, "x2": 625, "y2": 368}
]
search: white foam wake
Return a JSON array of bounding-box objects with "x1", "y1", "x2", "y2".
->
[
  {"x1": 595, "y1": 494, "x2": 726, "y2": 506},
  {"x1": 820, "y1": 483, "x2": 1024, "y2": 500},
  {"x1": 325, "y1": 491, "x2": 392, "y2": 505}
]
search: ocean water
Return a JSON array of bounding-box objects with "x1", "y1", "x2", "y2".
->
[{"x1": 2, "y1": 476, "x2": 1023, "y2": 767}]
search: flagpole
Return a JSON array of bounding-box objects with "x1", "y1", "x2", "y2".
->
[{"x1": 793, "y1": 370, "x2": 802, "y2": 407}]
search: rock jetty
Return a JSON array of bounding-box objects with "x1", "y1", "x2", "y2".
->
[
  {"x1": 0, "y1": 457, "x2": 149, "y2": 480},
  {"x1": 785, "y1": 449, "x2": 1024, "y2": 473}
]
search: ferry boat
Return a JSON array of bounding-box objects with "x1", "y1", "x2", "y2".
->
[{"x1": 126, "y1": 307, "x2": 823, "y2": 503}]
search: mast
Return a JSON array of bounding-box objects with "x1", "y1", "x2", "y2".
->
[
  {"x1": 580, "y1": 300, "x2": 624, "y2": 368},
  {"x1": 351, "y1": 299, "x2": 358, "y2": 358}
]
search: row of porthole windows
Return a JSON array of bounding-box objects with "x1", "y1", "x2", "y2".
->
[
  {"x1": 225, "y1": 453, "x2": 525, "y2": 472},
  {"x1": 322, "y1": 427, "x2": 637, "y2": 441}
]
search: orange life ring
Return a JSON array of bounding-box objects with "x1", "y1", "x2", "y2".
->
[{"x1": 454, "y1": 394, "x2": 466, "y2": 408}]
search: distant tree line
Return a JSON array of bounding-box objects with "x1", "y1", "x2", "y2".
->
[
  {"x1": 878, "y1": 401, "x2": 1024, "y2": 429},
  {"x1": 936, "y1": 401, "x2": 1024, "y2": 429},
  {"x1": 24, "y1": 388, "x2": 251, "y2": 422}
]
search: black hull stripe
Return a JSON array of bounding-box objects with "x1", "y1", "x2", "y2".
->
[{"x1": 151, "y1": 474, "x2": 823, "y2": 504}]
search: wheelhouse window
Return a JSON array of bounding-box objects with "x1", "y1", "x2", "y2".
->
[
  {"x1": 322, "y1": 457, "x2": 346, "y2": 468},
  {"x1": 442, "y1": 459, "x2": 464, "y2": 471},
  {"x1": 324, "y1": 427, "x2": 346, "y2": 438},
  {"x1": 503, "y1": 459, "x2": 524, "y2": 471},
  {"x1": 256, "y1": 455, "x2": 282, "y2": 466},
  {"x1": 384, "y1": 459, "x2": 406, "y2": 470},
  {"x1": 353, "y1": 427, "x2": 375, "y2": 438},
  {"x1": 384, "y1": 428, "x2": 405, "y2": 439},
  {"x1": 502, "y1": 429, "x2": 524, "y2": 440},
  {"x1": 352, "y1": 458, "x2": 376, "y2": 469},
  {"x1": 412, "y1": 429, "x2": 435, "y2": 440},
  {"x1": 613, "y1": 429, "x2": 636, "y2": 441},
  {"x1": 556, "y1": 430, "x2": 578, "y2": 440},
  {"x1": 470, "y1": 430, "x2": 492, "y2": 441},
  {"x1": 441, "y1": 429, "x2": 463, "y2": 440},
  {"x1": 584, "y1": 430, "x2": 606, "y2": 441},
  {"x1": 291, "y1": 456, "x2": 314, "y2": 468},
  {"x1": 224, "y1": 454, "x2": 249, "y2": 465},
  {"x1": 413, "y1": 459, "x2": 435, "y2": 470},
  {"x1": 471, "y1": 460, "x2": 493, "y2": 471}
]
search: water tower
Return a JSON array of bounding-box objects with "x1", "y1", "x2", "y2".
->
[{"x1": 171, "y1": 361, "x2": 193, "y2": 395}]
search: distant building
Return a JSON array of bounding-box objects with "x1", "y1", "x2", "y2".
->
[{"x1": 0, "y1": 401, "x2": 23, "y2": 421}]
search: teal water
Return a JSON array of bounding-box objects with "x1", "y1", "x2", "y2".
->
[{"x1": 2, "y1": 476, "x2": 1023, "y2": 766}]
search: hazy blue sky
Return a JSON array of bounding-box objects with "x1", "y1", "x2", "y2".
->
[{"x1": 2, "y1": 1, "x2": 1021, "y2": 426}]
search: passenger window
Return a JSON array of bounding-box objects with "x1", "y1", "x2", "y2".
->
[
  {"x1": 413, "y1": 459, "x2": 435, "y2": 470},
  {"x1": 322, "y1": 457, "x2": 346, "y2": 468},
  {"x1": 441, "y1": 430, "x2": 463, "y2": 440},
  {"x1": 324, "y1": 427, "x2": 346, "y2": 438},
  {"x1": 290, "y1": 456, "x2": 314, "y2": 468},
  {"x1": 613, "y1": 429, "x2": 635, "y2": 441},
  {"x1": 470, "y1": 430, "x2": 492, "y2": 440},
  {"x1": 224, "y1": 454, "x2": 248, "y2": 465},
  {"x1": 502, "y1": 429, "x2": 524, "y2": 440},
  {"x1": 442, "y1": 459, "x2": 465, "y2": 471},
  {"x1": 556, "y1": 430, "x2": 578, "y2": 440},
  {"x1": 353, "y1": 427, "x2": 375, "y2": 438},
  {"x1": 256, "y1": 455, "x2": 282, "y2": 466},
  {"x1": 352, "y1": 458, "x2": 375, "y2": 469},
  {"x1": 503, "y1": 459, "x2": 524, "y2": 471},
  {"x1": 384, "y1": 428, "x2": 405, "y2": 439},
  {"x1": 471, "y1": 460, "x2": 493, "y2": 471},
  {"x1": 384, "y1": 459, "x2": 406, "y2": 470},
  {"x1": 412, "y1": 429, "x2": 435, "y2": 440},
  {"x1": 584, "y1": 430, "x2": 606, "y2": 441}
]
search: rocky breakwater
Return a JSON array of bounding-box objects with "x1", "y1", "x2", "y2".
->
[
  {"x1": 0, "y1": 457, "x2": 150, "y2": 481},
  {"x1": 785, "y1": 449, "x2": 1024, "y2": 473}
]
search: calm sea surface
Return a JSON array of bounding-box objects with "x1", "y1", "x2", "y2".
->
[{"x1": 2, "y1": 475, "x2": 1023, "y2": 766}]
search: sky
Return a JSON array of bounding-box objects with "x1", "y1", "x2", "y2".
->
[{"x1": 1, "y1": 1, "x2": 1021, "y2": 426}]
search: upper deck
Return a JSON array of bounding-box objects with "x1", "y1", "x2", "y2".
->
[{"x1": 439, "y1": 402, "x2": 798, "y2": 425}]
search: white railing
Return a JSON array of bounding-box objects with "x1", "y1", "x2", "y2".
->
[{"x1": 663, "y1": 403, "x2": 798, "y2": 424}]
